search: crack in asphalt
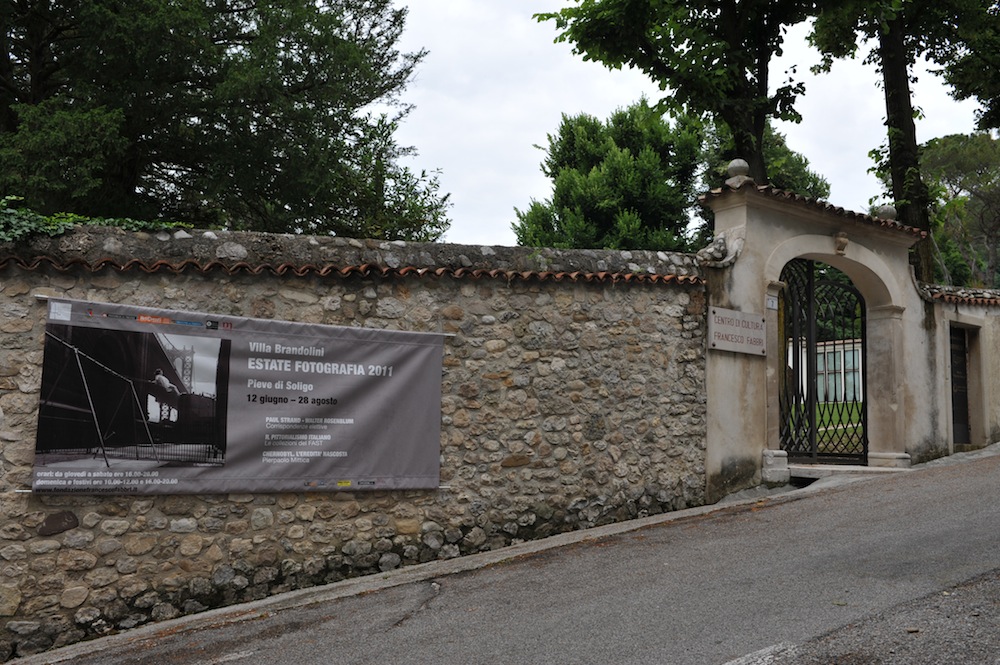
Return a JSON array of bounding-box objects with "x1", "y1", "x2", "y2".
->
[{"x1": 390, "y1": 580, "x2": 442, "y2": 629}]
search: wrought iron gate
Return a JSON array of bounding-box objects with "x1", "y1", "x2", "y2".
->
[{"x1": 779, "y1": 259, "x2": 868, "y2": 463}]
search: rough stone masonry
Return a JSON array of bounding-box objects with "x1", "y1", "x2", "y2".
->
[{"x1": 0, "y1": 227, "x2": 708, "y2": 660}]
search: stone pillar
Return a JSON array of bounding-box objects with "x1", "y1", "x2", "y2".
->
[
  {"x1": 764, "y1": 280, "x2": 785, "y2": 452},
  {"x1": 866, "y1": 304, "x2": 910, "y2": 467}
]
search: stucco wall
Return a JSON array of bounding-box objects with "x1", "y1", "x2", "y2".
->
[
  {"x1": 923, "y1": 286, "x2": 1000, "y2": 457},
  {"x1": 701, "y1": 181, "x2": 1000, "y2": 482},
  {"x1": 0, "y1": 228, "x2": 707, "y2": 659}
]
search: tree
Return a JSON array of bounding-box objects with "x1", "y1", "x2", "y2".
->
[
  {"x1": 536, "y1": 0, "x2": 817, "y2": 185},
  {"x1": 920, "y1": 132, "x2": 1000, "y2": 287},
  {"x1": 0, "y1": 0, "x2": 450, "y2": 240},
  {"x1": 514, "y1": 101, "x2": 831, "y2": 251},
  {"x1": 940, "y1": 8, "x2": 1000, "y2": 130},
  {"x1": 513, "y1": 101, "x2": 702, "y2": 251},
  {"x1": 809, "y1": 0, "x2": 991, "y2": 279},
  {"x1": 703, "y1": 122, "x2": 831, "y2": 200}
]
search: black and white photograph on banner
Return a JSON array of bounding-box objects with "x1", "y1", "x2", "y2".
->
[
  {"x1": 32, "y1": 299, "x2": 443, "y2": 494},
  {"x1": 35, "y1": 323, "x2": 229, "y2": 472}
]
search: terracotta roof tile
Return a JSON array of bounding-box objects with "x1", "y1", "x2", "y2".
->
[
  {"x1": 0, "y1": 255, "x2": 701, "y2": 286},
  {"x1": 699, "y1": 182, "x2": 928, "y2": 239},
  {"x1": 921, "y1": 284, "x2": 1000, "y2": 307},
  {"x1": 0, "y1": 227, "x2": 703, "y2": 286}
]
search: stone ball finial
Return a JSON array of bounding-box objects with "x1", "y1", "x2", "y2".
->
[
  {"x1": 724, "y1": 158, "x2": 755, "y2": 190},
  {"x1": 727, "y1": 159, "x2": 751, "y2": 178},
  {"x1": 876, "y1": 204, "x2": 897, "y2": 220}
]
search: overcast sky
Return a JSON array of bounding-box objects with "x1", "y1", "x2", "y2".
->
[{"x1": 390, "y1": 2, "x2": 982, "y2": 247}]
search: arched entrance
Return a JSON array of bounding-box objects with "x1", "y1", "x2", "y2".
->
[
  {"x1": 779, "y1": 259, "x2": 867, "y2": 463},
  {"x1": 700, "y1": 173, "x2": 928, "y2": 501}
]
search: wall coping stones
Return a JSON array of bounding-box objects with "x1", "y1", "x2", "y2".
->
[
  {"x1": 919, "y1": 283, "x2": 1000, "y2": 307},
  {"x1": 0, "y1": 227, "x2": 703, "y2": 285}
]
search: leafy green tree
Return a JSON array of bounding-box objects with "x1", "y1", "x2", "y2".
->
[
  {"x1": 920, "y1": 132, "x2": 1000, "y2": 287},
  {"x1": 536, "y1": 0, "x2": 817, "y2": 184},
  {"x1": 0, "y1": 0, "x2": 449, "y2": 240},
  {"x1": 513, "y1": 101, "x2": 702, "y2": 251},
  {"x1": 514, "y1": 101, "x2": 830, "y2": 251},
  {"x1": 941, "y1": 9, "x2": 1000, "y2": 130},
  {"x1": 809, "y1": 0, "x2": 992, "y2": 279}
]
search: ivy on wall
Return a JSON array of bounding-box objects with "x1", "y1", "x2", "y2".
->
[{"x1": 0, "y1": 196, "x2": 186, "y2": 243}]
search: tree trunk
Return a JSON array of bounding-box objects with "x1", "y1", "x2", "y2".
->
[
  {"x1": 724, "y1": 111, "x2": 769, "y2": 185},
  {"x1": 879, "y1": 15, "x2": 934, "y2": 281},
  {"x1": 0, "y1": 34, "x2": 16, "y2": 133},
  {"x1": 737, "y1": 133, "x2": 769, "y2": 185}
]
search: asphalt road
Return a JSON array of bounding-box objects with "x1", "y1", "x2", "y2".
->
[{"x1": 15, "y1": 447, "x2": 1000, "y2": 665}]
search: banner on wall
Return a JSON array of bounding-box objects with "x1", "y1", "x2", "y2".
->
[{"x1": 32, "y1": 299, "x2": 443, "y2": 494}]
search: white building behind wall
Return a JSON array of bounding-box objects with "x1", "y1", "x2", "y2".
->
[{"x1": 789, "y1": 339, "x2": 864, "y2": 403}]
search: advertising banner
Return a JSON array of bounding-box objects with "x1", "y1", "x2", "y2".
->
[{"x1": 32, "y1": 299, "x2": 443, "y2": 494}]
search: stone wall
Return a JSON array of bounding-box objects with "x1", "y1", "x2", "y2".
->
[{"x1": 0, "y1": 228, "x2": 708, "y2": 659}]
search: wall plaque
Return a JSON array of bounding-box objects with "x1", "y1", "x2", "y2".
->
[{"x1": 708, "y1": 307, "x2": 766, "y2": 356}]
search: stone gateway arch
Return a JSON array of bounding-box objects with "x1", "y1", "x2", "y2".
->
[{"x1": 699, "y1": 163, "x2": 1000, "y2": 502}]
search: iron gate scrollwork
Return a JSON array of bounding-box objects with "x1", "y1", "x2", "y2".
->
[{"x1": 779, "y1": 259, "x2": 868, "y2": 463}]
